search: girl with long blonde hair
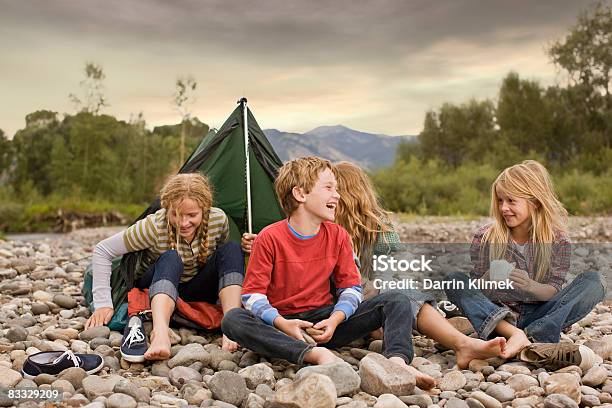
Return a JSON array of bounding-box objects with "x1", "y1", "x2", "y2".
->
[
  {"x1": 446, "y1": 160, "x2": 604, "y2": 361},
  {"x1": 87, "y1": 173, "x2": 244, "y2": 362},
  {"x1": 333, "y1": 161, "x2": 398, "y2": 280}
]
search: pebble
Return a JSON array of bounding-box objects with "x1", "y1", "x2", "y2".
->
[
  {"x1": 167, "y1": 343, "x2": 210, "y2": 368},
  {"x1": 168, "y1": 366, "x2": 202, "y2": 387},
  {"x1": 295, "y1": 361, "x2": 360, "y2": 397},
  {"x1": 273, "y1": 373, "x2": 336, "y2": 408},
  {"x1": 445, "y1": 397, "x2": 470, "y2": 408},
  {"x1": 0, "y1": 367, "x2": 22, "y2": 387},
  {"x1": 582, "y1": 365, "x2": 608, "y2": 387},
  {"x1": 106, "y1": 393, "x2": 137, "y2": 408},
  {"x1": 469, "y1": 391, "x2": 502, "y2": 408},
  {"x1": 543, "y1": 393, "x2": 579, "y2": 408},
  {"x1": 359, "y1": 353, "x2": 416, "y2": 396},
  {"x1": 543, "y1": 373, "x2": 581, "y2": 404},
  {"x1": 79, "y1": 326, "x2": 110, "y2": 341},
  {"x1": 485, "y1": 384, "x2": 515, "y2": 402},
  {"x1": 53, "y1": 294, "x2": 78, "y2": 309},
  {"x1": 6, "y1": 326, "x2": 28, "y2": 342},
  {"x1": 239, "y1": 362, "x2": 277, "y2": 389},
  {"x1": 439, "y1": 371, "x2": 466, "y2": 391},
  {"x1": 208, "y1": 371, "x2": 249, "y2": 406},
  {"x1": 373, "y1": 393, "x2": 409, "y2": 408},
  {"x1": 506, "y1": 374, "x2": 539, "y2": 392},
  {"x1": 399, "y1": 395, "x2": 433, "y2": 408}
]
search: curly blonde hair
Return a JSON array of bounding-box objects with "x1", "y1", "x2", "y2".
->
[
  {"x1": 334, "y1": 161, "x2": 392, "y2": 275},
  {"x1": 484, "y1": 160, "x2": 568, "y2": 282},
  {"x1": 159, "y1": 173, "x2": 213, "y2": 264}
]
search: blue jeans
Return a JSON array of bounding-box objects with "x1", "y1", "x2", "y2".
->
[
  {"x1": 222, "y1": 291, "x2": 415, "y2": 365},
  {"x1": 445, "y1": 271, "x2": 605, "y2": 342},
  {"x1": 135, "y1": 242, "x2": 244, "y2": 303}
]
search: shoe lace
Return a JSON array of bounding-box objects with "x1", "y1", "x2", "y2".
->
[
  {"x1": 548, "y1": 344, "x2": 578, "y2": 368},
  {"x1": 52, "y1": 350, "x2": 82, "y2": 367},
  {"x1": 123, "y1": 324, "x2": 145, "y2": 348}
]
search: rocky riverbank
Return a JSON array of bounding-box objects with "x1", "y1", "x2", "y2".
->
[{"x1": 0, "y1": 219, "x2": 610, "y2": 408}]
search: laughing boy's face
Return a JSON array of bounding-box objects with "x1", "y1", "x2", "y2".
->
[{"x1": 302, "y1": 168, "x2": 340, "y2": 223}]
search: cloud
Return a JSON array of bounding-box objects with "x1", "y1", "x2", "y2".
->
[{"x1": 0, "y1": 0, "x2": 595, "y2": 137}]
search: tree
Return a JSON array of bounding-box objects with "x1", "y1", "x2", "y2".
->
[
  {"x1": 0, "y1": 129, "x2": 12, "y2": 175},
  {"x1": 69, "y1": 62, "x2": 109, "y2": 114},
  {"x1": 11, "y1": 110, "x2": 61, "y2": 195},
  {"x1": 548, "y1": 2, "x2": 612, "y2": 106},
  {"x1": 173, "y1": 76, "x2": 197, "y2": 164},
  {"x1": 497, "y1": 72, "x2": 552, "y2": 156},
  {"x1": 419, "y1": 100, "x2": 496, "y2": 167}
]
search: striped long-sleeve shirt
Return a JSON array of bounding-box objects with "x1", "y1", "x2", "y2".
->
[{"x1": 92, "y1": 207, "x2": 229, "y2": 309}]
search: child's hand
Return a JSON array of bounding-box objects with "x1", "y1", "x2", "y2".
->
[
  {"x1": 509, "y1": 268, "x2": 532, "y2": 291},
  {"x1": 241, "y1": 233, "x2": 258, "y2": 253},
  {"x1": 85, "y1": 307, "x2": 114, "y2": 329},
  {"x1": 274, "y1": 317, "x2": 313, "y2": 341},
  {"x1": 311, "y1": 312, "x2": 344, "y2": 344}
]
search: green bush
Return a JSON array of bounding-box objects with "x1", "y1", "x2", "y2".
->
[
  {"x1": 556, "y1": 170, "x2": 612, "y2": 215},
  {"x1": 373, "y1": 158, "x2": 611, "y2": 216}
]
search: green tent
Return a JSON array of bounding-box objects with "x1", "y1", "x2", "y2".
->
[
  {"x1": 122, "y1": 98, "x2": 285, "y2": 283},
  {"x1": 179, "y1": 98, "x2": 285, "y2": 241},
  {"x1": 82, "y1": 99, "x2": 285, "y2": 328}
]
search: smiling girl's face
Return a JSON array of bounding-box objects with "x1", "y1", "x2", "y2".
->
[
  {"x1": 495, "y1": 186, "x2": 532, "y2": 231},
  {"x1": 167, "y1": 197, "x2": 202, "y2": 242}
]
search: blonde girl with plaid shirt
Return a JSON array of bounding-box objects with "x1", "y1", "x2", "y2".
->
[{"x1": 446, "y1": 160, "x2": 605, "y2": 359}]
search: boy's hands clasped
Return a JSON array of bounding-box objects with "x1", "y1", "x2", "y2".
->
[
  {"x1": 274, "y1": 317, "x2": 313, "y2": 342},
  {"x1": 310, "y1": 312, "x2": 344, "y2": 344},
  {"x1": 274, "y1": 312, "x2": 345, "y2": 345}
]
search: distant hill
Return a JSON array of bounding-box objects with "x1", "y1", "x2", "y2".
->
[{"x1": 263, "y1": 125, "x2": 416, "y2": 170}]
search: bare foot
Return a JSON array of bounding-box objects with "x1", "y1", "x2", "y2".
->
[
  {"x1": 304, "y1": 347, "x2": 342, "y2": 365},
  {"x1": 501, "y1": 330, "x2": 531, "y2": 359},
  {"x1": 144, "y1": 329, "x2": 172, "y2": 360},
  {"x1": 455, "y1": 337, "x2": 506, "y2": 369},
  {"x1": 222, "y1": 334, "x2": 239, "y2": 352},
  {"x1": 389, "y1": 356, "x2": 436, "y2": 390}
]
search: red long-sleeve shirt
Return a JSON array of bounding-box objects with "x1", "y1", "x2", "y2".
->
[{"x1": 242, "y1": 219, "x2": 361, "y2": 315}]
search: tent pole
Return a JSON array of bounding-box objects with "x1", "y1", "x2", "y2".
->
[{"x1": 240, "y1": 97, "x2": 253, "y2": 234}]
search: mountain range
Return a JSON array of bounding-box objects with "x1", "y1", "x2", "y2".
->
[{"x1": 263, "y1": 125, "x2": 416, "y2": 170}]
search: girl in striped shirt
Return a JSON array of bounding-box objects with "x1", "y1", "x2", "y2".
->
[{"x1": 86, "y1": 173, "x2": 244, "y2": 361}]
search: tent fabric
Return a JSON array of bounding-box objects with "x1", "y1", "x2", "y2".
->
[{"x1": 128, "y1": 288, "x2": 223, "y2": 330}]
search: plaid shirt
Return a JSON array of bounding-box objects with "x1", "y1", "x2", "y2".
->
[{"x1": 469, "y1": 224, "x2": 571, "y2": 311}]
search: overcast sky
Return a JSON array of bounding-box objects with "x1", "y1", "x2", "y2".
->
[{"x1": 0, "y1": 0, "x2": 596, "y2": 137}]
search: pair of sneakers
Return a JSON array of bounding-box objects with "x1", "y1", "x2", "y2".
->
[{"x1": 121, "y1": 314, "x2": 149, "y2": 362}]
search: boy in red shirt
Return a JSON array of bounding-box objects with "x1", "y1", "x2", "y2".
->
[{"x1": 222, "y1": 156, "x2": 434, "y2": 387}]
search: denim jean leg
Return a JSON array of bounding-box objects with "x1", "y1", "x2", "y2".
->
[
  {"x1": 136, "y1": 250, "x2": 183, "y2": 303},
  {"x1": 179, "y1": 242, "x2": 245, "y2": 303},
  {"x1": 522, "y1": 272, "x2": 605, "y2": 343},
  {"x1": 444, "y1": 272, "x2": 515, "y2": 340},
  {"x1": 221, "y1": 308, "x2": 313, "y2": 364},
  {"x1": 326, "y1": 291, "x2": 415, "y2": 364}
]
